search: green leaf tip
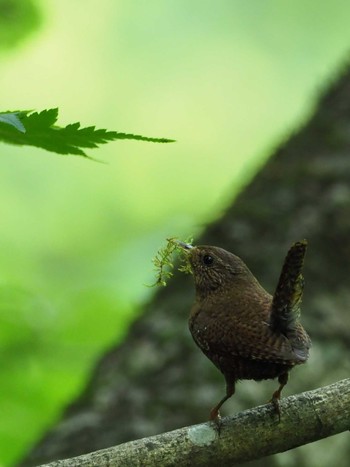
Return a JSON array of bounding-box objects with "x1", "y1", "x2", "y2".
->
[
  {"x1": 148, "y1": 237, "x2": 194, "y2": 287},
  {"x1": 0, "y1": 107, "x2": 175, "y2": 157}
]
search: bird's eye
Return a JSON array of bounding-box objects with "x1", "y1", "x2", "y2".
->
[{"x1": 203, "y1": 254, "x2": 214, "y2": 266}]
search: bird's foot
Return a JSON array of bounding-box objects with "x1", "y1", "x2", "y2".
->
[
  {"x1": 209, "y1": 407, "x2": 223, "y2": 434},
  {"x1": 269, "y1": 391, "x2": 281, "y2": 422}
]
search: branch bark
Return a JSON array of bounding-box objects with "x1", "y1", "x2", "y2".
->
[{"x1": 40, "y1": 379, "x2": 350, "y2": 467}]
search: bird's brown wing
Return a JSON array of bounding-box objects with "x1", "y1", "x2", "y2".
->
[{"x1": 190, "y1": 303, "x2": 306, "y2": 365}]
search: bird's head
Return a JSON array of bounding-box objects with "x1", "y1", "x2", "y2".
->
[{"x1": 177, "y1": 242, "x2": 252, "y2": 295}]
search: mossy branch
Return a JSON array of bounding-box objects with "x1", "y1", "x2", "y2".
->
[{"x1": 39, "y1": 379, "x2": 350, "y2": 467}]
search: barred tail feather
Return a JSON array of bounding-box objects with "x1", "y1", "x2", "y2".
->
[{"x1": 270, "y1": 240, "x2": 307, "y2": 335}]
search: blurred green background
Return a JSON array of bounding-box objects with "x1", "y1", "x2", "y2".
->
[{"x1": 1, "y1": 0, "x2": 350, "y2": 465}]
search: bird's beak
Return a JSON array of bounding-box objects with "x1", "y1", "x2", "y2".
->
[{"x1": 176, "y1": 240, "x2": 193, "y2": 250}]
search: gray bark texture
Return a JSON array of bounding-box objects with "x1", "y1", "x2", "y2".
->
[
  {"x1": 21, "y1": 66, "x2": 350, "y2": 467},
  {"x1": 39, "y1": 379, "x2": 350, "y2": 467}
]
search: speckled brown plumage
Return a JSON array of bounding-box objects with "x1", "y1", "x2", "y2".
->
[{"x1": 179, "y1": 240, "x2": 311, "y2": 421}]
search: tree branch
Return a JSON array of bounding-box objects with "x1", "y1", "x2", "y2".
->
[{"x1": 39, "y1": 379, "x2": 350, "y2": 467}]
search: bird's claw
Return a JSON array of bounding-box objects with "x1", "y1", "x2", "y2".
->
[
  {"x1": 209, "y1": 409, "x2": 223, "y2": 434},
  {"x1": 269, "y1": 393, "x2": 281, "y2": 422}
]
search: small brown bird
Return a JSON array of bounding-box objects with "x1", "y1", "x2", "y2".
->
[{"x1": 178, "y1": 240, "x2": 311, "y2": 421}]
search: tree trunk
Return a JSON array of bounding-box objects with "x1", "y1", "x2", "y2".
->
[{"x1": 20, "y1": 66, "x2": 350, "y2": 467}]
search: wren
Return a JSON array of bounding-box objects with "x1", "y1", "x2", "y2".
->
[{"x1": 178, "y1": 240, "x2": 311, "y2": 421}]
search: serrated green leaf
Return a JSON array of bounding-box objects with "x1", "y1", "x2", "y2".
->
[
  {"x1": 0, "y1": 108, "x2": 175, "y2": 157},
  {"x1": 0, "y1": 112, "x2": 26, "y2": 133}
]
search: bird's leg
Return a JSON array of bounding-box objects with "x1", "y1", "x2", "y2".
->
[
  {"x1": 270, "y1": 372, "x2": 289, "y2": 420},
  {"x1": 210, "y1": 381, "x2": 235, "y2": 425}
]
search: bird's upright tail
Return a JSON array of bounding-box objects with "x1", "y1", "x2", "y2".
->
[{"x1": 270, "y1": 240, "x2": 308, "y2": 336}]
